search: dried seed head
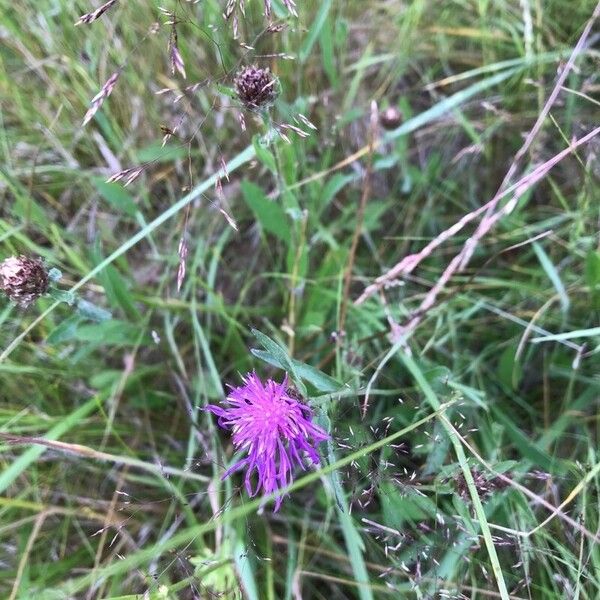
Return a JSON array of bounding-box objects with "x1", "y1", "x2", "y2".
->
[
  {"x1": 380, "y1": 106, "x2": 403, "y2": 130},
  {"x1": 454, "y1": 468, "x2": 510, "y2": 501},
  {"x1": 82, "y1": 71, "x2": 120, "y2": 127},
  {"x1": 75, "y1": 0, "x2": 118, "y2": 26},
  {"x1": 234, "y1": 65, "x2": 279, "y2": 111},
  {"x1": 0, "y1": 256, "x2": 49, "y2": 306}
]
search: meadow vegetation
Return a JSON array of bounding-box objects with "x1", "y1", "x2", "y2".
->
[{"x1": 1, "y1": 0, "x2": 600, "y2": 598}]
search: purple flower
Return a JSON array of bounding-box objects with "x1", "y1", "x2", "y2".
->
[{"x1": 206, "y1": 372, "x2": 328, "y2": 510}]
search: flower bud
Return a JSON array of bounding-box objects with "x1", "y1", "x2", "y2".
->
[
  {"x1": 234, "y1": 65, "x2": 279, "y2": 111},
  {"x1": 0, "y1": 256, "x2": 49, "y2": 306},
  {"x1": 380, "y1": 106, "x2": 403, "y2": 130}
]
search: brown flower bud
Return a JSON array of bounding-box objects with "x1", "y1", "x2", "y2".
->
[
  {"x1": 234, "y1": 65, "x2": 279, "y2": 111},
  {"x1": 379, "y1": 106, "x2": 403, "y2": 130},
  {"x1": 0, "y1": 256, "x2": 49, "y2": 306}
]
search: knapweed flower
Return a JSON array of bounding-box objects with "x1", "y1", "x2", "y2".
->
[
  {"x1": 206, "y1": 372, "x2": 328, "y2": 510},
  {"x1": 233, "y1": 65, "x2": 279, "y2": 111},
  {"x1": 0, "y1": 255, "x2": 49, "y2": 306}
]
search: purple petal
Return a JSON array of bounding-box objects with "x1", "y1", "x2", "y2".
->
[{"x1": 206, "y1": 372, "x2": 328, "y2": 510}]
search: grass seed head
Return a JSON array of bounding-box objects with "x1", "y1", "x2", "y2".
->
[
  {"x1": 234, "y1": 65, "x2": 279, "y2": 111},
  {"x1": 0, "y1": 255, "x2": 49, "y2": 306}
]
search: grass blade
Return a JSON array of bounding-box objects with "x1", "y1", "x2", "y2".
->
[
  {"x1": 327, "y1": 442, "x2": 374, "y2": 600},
  {"x1": 0, "y1": 395, "x2": 101, "y2": 494},
  {"x1": 533, "y1": 241, "x2": 570, "y2": 313},
  {"x1": 57, "y1": 405, "x2": 447, "y2": 595},
  {"x1": 531, "y1": 327, "x2": 600, "y2": 343}
]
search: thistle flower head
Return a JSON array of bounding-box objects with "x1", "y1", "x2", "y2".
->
[
  {"x1": 206, "y1": 372, "x2": 328, "y2": 510},
  {"x1": 234, "y1": 65, "x2": 279, "y2": 111},
  {"x1": 0, "y1": 256, "x2": 49, "y2": 306}
]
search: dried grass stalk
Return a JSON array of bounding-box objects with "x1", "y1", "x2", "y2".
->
[{"x1": 356, "y1": 2, "x2": 600, "y2": 340}]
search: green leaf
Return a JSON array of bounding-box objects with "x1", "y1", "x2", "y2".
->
[
  {"x1": 91, "y1": 243, "x2": 141, "y2": 320},
  {"x1": 299, "y1": 0, "x2": 332, "y2": 63},
  {"x1": 76, "y1": 298, "x2": 112, "y2": 322},
  {"x1": 531, "y1": 327, "x2": 600, "y2": 343},
  {"x1": 135, "y1": 143, "x2": 190, "y2": 163},
  {"x1": 252, "y1": 134, "x2": 277, "y2": 173},
  {"x1": 250, "y1": 329, "x2": 306, "y2": 396},
  {"x1": 251, "y1": 349, "x2": 340, "y2": 393},
  {"x1": 94, "y1": 179, "x2": 138, "y2": 217},
  {"x1": 533, "y1": 241, "x2": 569, "y2": 313},
  {"x1": 585, "y1": 250, "x2": 600, "y2": 287},
  {"x1": 234, "y1": 537, "x2": 259, "y2": 600},
  {"x1": 491, "y1": 406, "x2": 558, "y2": 471},
  {"x1": 46, "y1": 314, "x2": 84, "y2": 345},
  {"x1": 317, "y1": 173, "x2": 354, "y2": 215},
  {"x1": 423, "y1": 418, "x2": 451, "y2": 475},
  {"x1": 215, "y1": 83, "x2": 237, "y2": 99},
  {"x1": 380, "y1": 481, "x2": 436, "y2": 528},
  {"x1": 241, "y1": 181, "x2": 290, "y2": 243},
  {"x1": 74, "y1": 320, "x2": 145, "y2": 345},
  {"x1": 585, "y1": 249, "x2": 600, "y2": 308},
  {"x1": 497, "y1": 343, "x2": 523, "y2": 390},
  {"x1": 319, "y1": 14, "x2": 337, "y2": 87},
  {"x1": 47, "y1": 288, "x2": 76, "y2": 305}
]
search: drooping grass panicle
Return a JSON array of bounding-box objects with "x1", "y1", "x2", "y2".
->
[
  {"x1": 281, "y1": 0, "x2": 298, "y2": 17},
  {"x1": 161, "y1": 9, "x2": 186, "y2": 79},
  {"x1": 75, "y1": 0, "x2": 118, "y2": 26},
  {"x1": 224, "y1": 0, "x2": 297, "y2": 23},
  {"x1": 82, "y1": 71, "x2": 120, "y2": 126},
  {"x1": 278, "y1": 123, "x2": 309, "y2": 139},
  {"x1": 169, "y1": 27, "x2": 186, "y2": 79},
  {"x1": 176, "y1": 236, "x2": 189, "y2": 293},
  {"x1": 106, "y1": 165, "x2": 145, "y2": 186},
  {"x1": 215, "y1": 177, "x2": 238, "y2": 231},
  {"x1": 296, "y1": 113, "x2": 317, "y2": 130},
  {"x1": 224, "y1": 0, "x2": 237, "y2": 19}
]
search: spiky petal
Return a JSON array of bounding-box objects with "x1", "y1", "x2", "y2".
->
[{"x1": 206, "y1": 372, "x2": 328, "y2": 510}]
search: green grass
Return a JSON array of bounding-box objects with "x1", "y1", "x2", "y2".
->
[{"x1": 1, "y1": 0, "x2": 600, "y2": 598}]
